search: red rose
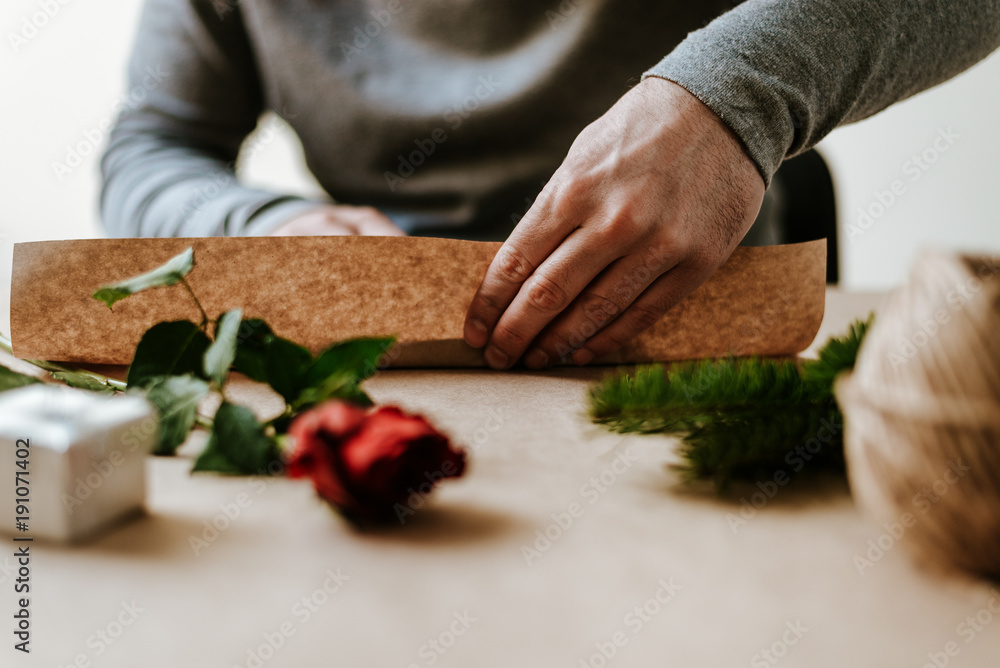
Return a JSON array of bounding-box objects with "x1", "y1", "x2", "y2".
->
[{"x1": 285, "y1": 401, "x2": 466, "y2": 525}]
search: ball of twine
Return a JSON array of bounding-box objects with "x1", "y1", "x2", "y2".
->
[{"x1": 836, "y1": 249, "x2": 1000, "y2": 577}]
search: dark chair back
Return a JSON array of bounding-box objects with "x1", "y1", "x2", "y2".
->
[{"x1": 776, "y1": 149, "x2": 839, "y2": 284}]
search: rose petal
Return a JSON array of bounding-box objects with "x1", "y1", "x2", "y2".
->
[
  {"x1": 339, "y1": 408, "x2": 442, "y2": 474},
  {"x1": 285, "y1": 401, "x2": 467, "y2": 525}
]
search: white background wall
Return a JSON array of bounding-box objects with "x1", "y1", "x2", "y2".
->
[{"x1": 2, "y1": 0, "x2": 1000, "y2": 335}]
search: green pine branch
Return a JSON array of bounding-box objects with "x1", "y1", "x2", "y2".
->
[{"x1": 588, "y1": 315, "x2": 873, "y2": 489}]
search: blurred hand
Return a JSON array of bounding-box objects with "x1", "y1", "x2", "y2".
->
[
  {"x1": 270, "y1": 204, "x2": 406, "y2": 236},
  {"x1": 463, "y1": 77, "x2": 765, "y2": 369}
]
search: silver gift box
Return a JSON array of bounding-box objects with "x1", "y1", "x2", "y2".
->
[{"x1": 0, "y1": 384, "x2": 156, "y2": 542}]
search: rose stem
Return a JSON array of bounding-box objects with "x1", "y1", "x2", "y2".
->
[
  {"x1": 0, "y1": 332, "x2": 128, "y2": 391},
  {"x1": 1, "y1": 332, "x2": 217, "y2": 432},
  {"x1": 179, "y1": 277, "x2": 210, "y2": 329}
]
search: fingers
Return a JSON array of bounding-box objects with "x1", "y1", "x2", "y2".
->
[
  {"x1": 352, "y1": 212, "x2": 406, "y2": 236},
  {"x1": 269, "y1": 215, "x2": 355, "y2": 236},
  {"x1": 461, "y1": 77, "x2": 766, "y2": 369},
  {"x1": 462, "y1": 184, "x2": 584, "y2": 351},
  {"x1": 269, "y1": 205, "x2": 406, "y2": 237},
  {"x1": 479, "y1": 228, "x2": 627, "y2": 368},
  {"x1": 331, "y1": 205, "x2": 406, "y2": 236},
  {"x1": 521, "y1": 248, "x2": 676, "y2": 368},
  {"x1": 568, "y1": 257, "x2": 717, "y2": 365}
]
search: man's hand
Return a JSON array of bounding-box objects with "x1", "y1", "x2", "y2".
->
[
  {"x1": 270, "y1": 204, "x2": 406, "y2": 236},
  {"x1": 462, "y1": 78, "x2": 766, "y2": 369}
]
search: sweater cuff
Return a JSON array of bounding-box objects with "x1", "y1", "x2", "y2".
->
[
  {"x1": 239, "y1": 197, "x2": 331, "y2": 237},
  {"x1": 642, "y1": 34, "x2": 795, "y2": 188}
]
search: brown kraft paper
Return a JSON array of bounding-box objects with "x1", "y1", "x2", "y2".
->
[{"x1": 10, "y1": 237, "x2": 826, "y2": 367}]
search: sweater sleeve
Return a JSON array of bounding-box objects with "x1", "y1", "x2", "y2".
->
[
  {"x1": 644, "y1": 0, "x2": 1000, "y2": 185},
  {"x1": 100, "y1": 0, "x2": 323, "y2": 237}
]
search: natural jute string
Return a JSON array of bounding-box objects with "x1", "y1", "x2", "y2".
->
[{"x1": 836, "y1": 250, "x2": 1000, "y2": 577}]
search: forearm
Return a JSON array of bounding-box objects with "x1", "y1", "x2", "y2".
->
[
  {"x1": 101, "y1": 119, "x2": 320, "y2": 237},
  {"x1": 646, "y1": 0, "x2": 1000, "y2": 183},
  {"x1": 99, "y1": 0, "x2": 320, "y2": 238}
]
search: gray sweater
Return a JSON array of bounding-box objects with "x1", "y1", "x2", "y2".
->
[{"x1": 101, "y1": 0, "x2": 1000, "y2": 239}]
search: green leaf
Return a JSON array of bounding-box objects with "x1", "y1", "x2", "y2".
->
[
  {"x1": 283, "y1": 337, "x2": 393, "y2": 410},
  {"x1": 231, "y1": 321, "x2": 388, "y2": 409},
  {"x1": 127, "y1": 320, "x2": 211, "y2": 389},
  {"x1": 190, "y1": 439, "x2": 245, "y2": 475},
  {"x1": 292, "y1": 372, "x2": 373, "y2": 411},
  {"x1": 265, "y1": 337, "x2": 313, "y2": 404},
  {"x1": 231, "y1": 318, "x2": 275, "y2": 384},
  {"x1": 193, "y1": 401, "x2": 280, "y2": 475},
  {"x1": 0, "y1": 366, "x2": 40, "y2": 393},
  {"x1": 306, "y1": 337, "x2": 396, "y2": 386},
  {"x1": 203, "y1": 309, "x2": 243, "y2": 386},
  {"x1": 50, "y1": 371, "x2": 117, "y2": 394},
  {"x1": 140, "y1": 374, "x2": 210, "y2": 455},
  {"x1": 93, "y1": 247, "x2": 195, "y2": 309}
]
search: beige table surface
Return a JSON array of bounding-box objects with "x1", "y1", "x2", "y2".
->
[{"x1": 6, "y1": 289, "x2": 1000, "y2": 668}]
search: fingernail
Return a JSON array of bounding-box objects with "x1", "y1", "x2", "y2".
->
[
  {"x1": 572, "y1": 348, "x2": 594, "y2": 365},
  {"x1": 484, "y1": 346, "x2": 509, "y2": 369},
  {"x1": 464, "y1": 319, "x2": 488, "y2": 348},
  {"x1": 524, "y1": 349, "x2": 550, "y2": 370}
]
